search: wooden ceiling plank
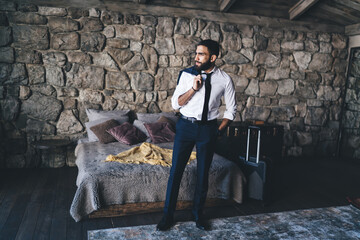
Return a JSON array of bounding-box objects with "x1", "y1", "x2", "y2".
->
[
  {"x1": 133, "y1": 0, "x2": 147, "y2": 3},
  {"x1": 103, "y1": 1, "x2": 344, "y2": 33},
  {"x1": 233, "y1": 1, "x2": 291, "y2": 11},
  {"x1": 307, "y1": 10, "x2": 351, "y2": 25},
  {"x1": 317, "y1": 2, "x2": 360, "y2": 23},
  {"x1": 333, "y1": 0, "x2": 360, "y2": 12},
  {"x1": 230, "y1": 5, "x2": 290, "y2": 19},
  {"x1": 345, "y1": 22, "x2": 360, "y2": 36},
  {"x1": 289, "y1": 0, "x2": 320, "y2": 20},
  {"x1": 148, "y1": 0, "x2": 219, "y2": 11},
  {"x1": 219, "y1": 0, "x2": 237, "y2": 12}
]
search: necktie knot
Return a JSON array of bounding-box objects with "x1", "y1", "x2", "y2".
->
[{"x1": 206, "y1": 72, "x2": 212, "y2": 80}]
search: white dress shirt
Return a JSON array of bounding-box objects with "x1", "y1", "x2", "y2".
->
[{"x1": 171, "y1": 66, "x2": 237, "y2": 121}]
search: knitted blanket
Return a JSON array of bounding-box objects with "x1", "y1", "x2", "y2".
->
[{"x1": 105, "y1": 142, "x2": 196, "y2": 167}]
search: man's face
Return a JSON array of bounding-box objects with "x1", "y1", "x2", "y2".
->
[{"x1": 194, "y1": 45, "x2": 215, "y2": 72}]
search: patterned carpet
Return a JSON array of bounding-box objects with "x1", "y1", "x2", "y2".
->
[{"x1": 88, "y1": 205, "x2": 360, "y2": 240}]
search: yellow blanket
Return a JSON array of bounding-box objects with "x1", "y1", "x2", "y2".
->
[{"x1": 105, "y1": 142, "x2": 196, "y2": 167}]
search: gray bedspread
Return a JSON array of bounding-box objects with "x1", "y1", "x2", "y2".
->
[{"x1": 70, "y1": 141, "x2": 245, "y2": 222}]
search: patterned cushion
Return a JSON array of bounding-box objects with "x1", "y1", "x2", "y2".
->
[
  {"x1": 89, "y1": 119, "x2": 120, "y2": 144},
  {"x1": 157, "y1": 116, "x2": 176, "y2": 130},
  {"x1": 85, "y1": 116, "x2": 129, "y2": 142},
  {"x1": 107, "y1": 122, "x2": 147, "y2": 145},
  {"x1": 144, "y1": 122, "x2": 176, "y2": 143}
]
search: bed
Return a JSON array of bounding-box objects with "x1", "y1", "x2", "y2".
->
[{"x1": 69, "y1": 110, "x2": 245, "y2": 222}]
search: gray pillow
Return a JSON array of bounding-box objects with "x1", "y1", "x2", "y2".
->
[
  {"x1": 86, "y1": 108, "x2": 130, "y2": 122},
  {"x1": 85, "y1": 116, "x2": 129, "y2": 142},
  {"x1": 133, "y1": 120, "x2": 149, "y2": 137},
  {"x1": 136, "y1": 112, "x2": 179, "y2": 124},
  {"x1": 133, "y1": 119, "x2": 151, "y2": 142}
]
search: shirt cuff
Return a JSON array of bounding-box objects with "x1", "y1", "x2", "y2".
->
[
  {"x1": 171, "y1": 95, "x2": 181, "y2": 110},
  {"x1": 223, "y1": 111, "x2": 235, "y2": 121}
]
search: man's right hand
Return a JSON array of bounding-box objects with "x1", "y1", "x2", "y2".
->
[
  {"x1": 178, "y1": 74, "x2": 202, "y2": 106},
  {"x1": 193, "y1": 74, "x2": 202, "y2": 91}
]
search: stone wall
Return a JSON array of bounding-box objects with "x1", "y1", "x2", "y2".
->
[
  {"x1": 0, "y1": 2, "x2": 350, "y2": 168},
  {"x1": 340, "y1": 48, "x2": 360, "y2": 159}
]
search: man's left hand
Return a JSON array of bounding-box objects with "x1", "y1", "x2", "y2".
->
[{"x1": 217, "y1": 128, "x2": 225, "y2": 136}]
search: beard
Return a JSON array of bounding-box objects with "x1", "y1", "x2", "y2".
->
[{"x1": 194, "y1": 58, "x2": 214, "y2": 72}]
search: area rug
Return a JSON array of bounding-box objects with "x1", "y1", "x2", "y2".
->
[{"x1": 88, "y1": 205, "x2": 360, "y2": 240}]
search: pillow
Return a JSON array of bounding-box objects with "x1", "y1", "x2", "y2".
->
[
  {"x1": 85, "y1": 116, "x2": 129, "y2": 142},
  {"x1": 157, "y1": 116, "x2": 176, "y2": 130},
  {"x1": 86, "y1": 108, "x2": 130, "y2": 122},
  {"x1": 89, "y1": 119, "x2": 120, "y2": 144},
  {"x1": 107, "y1": 122, "x2": 147, "y2": 145},
  {"x1": 133, "y1": 120, "x2": 152, "y2": 142},
  {"x1": 133, "y1": 119, "x2": 150, "y2": 138},
  {"x1": 144, "y1": 122, "x2": 176, "y2": 143},
  {"x1": 136, "y1": 112, "x2": 179, "y2": 124}
]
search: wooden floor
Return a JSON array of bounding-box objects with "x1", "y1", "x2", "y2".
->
[{"x1": 0, "y1": 157, "x2": 359, "y2": 240}]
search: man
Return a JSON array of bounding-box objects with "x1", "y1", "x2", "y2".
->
[{"x1": 156, "y1": 39, "x2": 237, "y2": 231}]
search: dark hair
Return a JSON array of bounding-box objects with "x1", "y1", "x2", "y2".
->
[{"x1": 197, "y1": 39, "x2": 220, "y2": 57}]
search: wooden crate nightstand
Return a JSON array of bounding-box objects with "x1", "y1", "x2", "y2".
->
[{"x1": 216, "y1": 122, "x2": 284, "y2": 163}]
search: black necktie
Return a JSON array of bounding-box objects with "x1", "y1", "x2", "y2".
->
[{"x1": 201, "y1": 73, "x2": 212, "y2": 123}]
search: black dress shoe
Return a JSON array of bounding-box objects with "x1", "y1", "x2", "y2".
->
[
  {"x1": 156, "y1": 216, "x2": 174, "y2": 231},
  {"x1": 192, "y1": 215, "x2": 210, "y2": 231}
]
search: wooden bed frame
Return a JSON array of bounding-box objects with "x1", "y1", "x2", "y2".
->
[{"x1": 89, "y1": 199, "x2": 235, "y2": 218}]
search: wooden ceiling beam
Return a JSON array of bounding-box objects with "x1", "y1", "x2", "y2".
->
[
  {"x1": 289, "y1": 0, "x2": 319, "y2": 20},
  {"x1": 345, "y1": 22, "x2": 360, "y2": 36},
  {"x1": 219, "y1": 0, "x2": 237, "y2": 12}
]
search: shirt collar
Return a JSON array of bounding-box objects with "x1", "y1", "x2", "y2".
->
[{"x1": 201, "y1": 66, "x2": 217, "y2": 75}]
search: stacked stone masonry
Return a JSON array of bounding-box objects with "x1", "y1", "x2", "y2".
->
[
  {"x1": 341, "y1": 48, "x2": 360, "y2": 159},
  {"x1": 0, "y1": 2, "x2": 354, "y2": 168}
]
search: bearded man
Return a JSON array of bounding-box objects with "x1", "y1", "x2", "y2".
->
[{"x1": 156, "y1": 39, "x2": 237, "y2": 231}]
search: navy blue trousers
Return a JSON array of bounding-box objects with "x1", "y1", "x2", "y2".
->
[{"x1": 163, "y1": 117, "x2": 218, "y2": 219}]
